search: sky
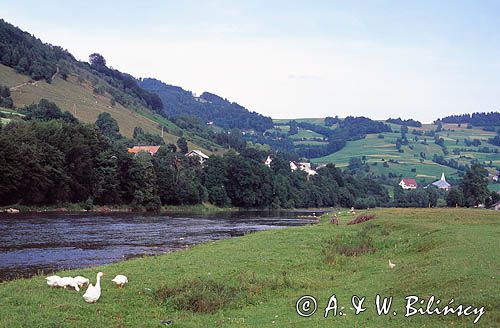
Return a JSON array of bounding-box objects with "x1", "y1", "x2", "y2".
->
[{"x1": 1, "y1": 0, "x2": 500, "y2": 122}]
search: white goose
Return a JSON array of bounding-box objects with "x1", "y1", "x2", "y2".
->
[
  {"x1": 111, "y1": 275, "x2": 128, "y2": 288},
  {"x1": 73, "y1": 276, "x2": 90, "y2": 287},
  {"x1": 388, "y1": 260, "x2": 396, "y2": 269},
  {"x1": 46, "y1": 275, "x2": 62, "y2": 287},
  {"x1": 83, "y1": 272, "x2": 103, "y2": 303},
  {"x1": 59, "y1": 277, "x2": 80, "y2": 291}
]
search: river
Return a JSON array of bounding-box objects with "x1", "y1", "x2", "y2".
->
[{"x1": 0, "y1": 210, "x2": 321, "y2": 281}]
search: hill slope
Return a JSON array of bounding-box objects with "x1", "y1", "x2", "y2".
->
[
  {"x1": 0, "y1": 19, "x2": 222, "y2": 154},
  {"x1": 271, "y1": 118, "x2": 500, "y2": 187},
  {"x1": 138, "y1": 78, "x2": 274, "y2": 132}
]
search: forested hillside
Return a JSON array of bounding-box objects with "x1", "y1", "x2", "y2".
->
[
  {"x1": 138, "y1": 78, "x2": 274, "y2": 132},
  {"x1": 0, "y1": 19, "x2": 223, "y2": 154}
]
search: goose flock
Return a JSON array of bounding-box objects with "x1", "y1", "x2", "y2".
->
[{"x1": 46, "y1": 272, "x2": 127, "y2": 303}]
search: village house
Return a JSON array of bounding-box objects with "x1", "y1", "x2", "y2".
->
[
  {"x1": 399, "y1": 178, "x2": 417, "y2": 189},
  {"x1": 264, "y1": 156, "x2": 317, "y2": 176},
  {"x1": 127, "y1": 145, "x2": 160, "y2": 156},
  {"x1": 264, "y1": 155, "x2": 273, "y2": 167},
  {"x1": 290, "y1": 161, "x2": 317, "y2": 176},
  {"x1": 432, "y1": 173, "x2": 451, "y2": 191},
  {"x1": 186, "y1": 149, "x2": 209, "y2": 164}
]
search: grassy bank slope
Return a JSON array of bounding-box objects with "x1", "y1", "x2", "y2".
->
[{"x1": 0, "y1": 208, "x2": 498, "y2": 327}]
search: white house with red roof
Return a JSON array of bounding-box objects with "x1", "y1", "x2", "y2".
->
[{"x1": 399, "y1": 178, "x2": 418, "y2": 189}]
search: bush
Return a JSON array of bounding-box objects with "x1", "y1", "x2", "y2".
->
[
  {"x1": 347, "y1": 214, "x2": 376, "y2": 225},
  {"x1": 322, "y1": 229, "x2": 377, "y2": 264},
  {"x1": 156, "y1": 279, "x2": 240, "y2": 313}
]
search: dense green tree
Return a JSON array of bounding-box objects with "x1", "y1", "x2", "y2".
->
[
  {"x1": 95, "y1": 112, "x2": 121, "y2": 140},
  {"x1": 89, "y1": 53, "x2": 106, "y2": 67},
  {"x1": 348, "y1": 157, "x2": 364, "y2": 171},
  {"x1": 23, "y1": 99, "x2": 78, "y2": 123},
  {"x1": 92, "y1": 150, "x2": 121, "y2": 205},
  {"x1": 324, "y1": 116, "x2": 339, "y2": 126},
  {"x1": 446, "y1": 188, "x2": 465, "y2": 207},
  {"x1": 269, "y1": 153, "x2": 291, "y2": 176},
  {"x1": 176, "y1": 137, "x2": 188, "y2": 154},
  {"x1": 460, "y1": 163, "x2": 490, "y2": 206},
  {"x1": 203, "y1": 156, "x2": 230, "y2": 206},
  {"x1": 128, "y1": 152, "x2": 160, "y2": 211},
  {"x1": 225, "y1": 154, "x2": 273, "y2": 208},
  {"x1": 153, "y1": 150, "x2": 206, "y2": 205},
  {"x1": 132, "y1": 126, "x2": 164, "y2": 145},
  {"x1": 288, "y1": 120, "x2": 299, "y2": 135}
]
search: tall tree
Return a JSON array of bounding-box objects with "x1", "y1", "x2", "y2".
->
[
  {"x1": 89, "y1": 53, "x2": 106, "y2": 67},
  {"x1": 95, "y1": 112, "x2": 121, "y2": 140},
  {"x1": 460, "y1": 163, "x2": 490, "y2": 207},
  {"x1": 177, "y1": 137, "x2": 188, "y2": 154}
]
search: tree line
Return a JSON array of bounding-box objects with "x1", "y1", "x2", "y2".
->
[
  {"x1": 437, "y1": 112, "x2": 500, "y2": 127},
  {"x1": 386, "y1": 117, "x2": 422, "y2": 127},
  {"x1": 1, "y1": 99, "x2": 496, "y2": 210},
  {"x1": 0, "y1": 99, "x2": 391, "y2": 210}
]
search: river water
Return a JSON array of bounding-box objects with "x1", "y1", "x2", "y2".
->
[{"x1": 0, "y1": 210, "x2": 320, "y2": 281}]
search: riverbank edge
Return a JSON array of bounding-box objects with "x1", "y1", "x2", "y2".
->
[
  {"x1": 0, "y1": 203, "x2": 337, "y2": 215},
  {"x1": 0, "y1": 202, "x2": 237, "y2": 214}
]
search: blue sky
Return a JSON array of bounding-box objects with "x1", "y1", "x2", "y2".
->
[{"x1": 1, "y1": 0, "x2": 499, "y2": 121}]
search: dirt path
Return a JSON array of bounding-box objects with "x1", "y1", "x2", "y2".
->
[{"x1": 10, "y1": 65, "x2": 58, "y2": 91}]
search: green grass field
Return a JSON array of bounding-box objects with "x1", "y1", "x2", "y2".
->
[
  {"x1": 305, "y1": 124, "x2": 499, "y2": 184},
  {"x1": 0, "y1": 208, "x2": 498, "y2": 327},
  {"x1": 311, "y1": 133, "x2": 459, "y2": 183},
  {"x1": 273, "y1": 118, "x2": 328, "y2": 126}
]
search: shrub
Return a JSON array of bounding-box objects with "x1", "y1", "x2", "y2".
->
[
  {"x1": 322, "y1": 230, "x2": 376, "y2": 264},
  {"x1": 347, "y1": 214, "x2": 376, "y2": 225},
  {"x1": 156, "y1": 279, "x2": 240, "y2": 313}
]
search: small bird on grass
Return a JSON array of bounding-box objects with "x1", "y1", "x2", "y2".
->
[
  {"x1": 388, "y1": 260, "x2": 396, "y2": 269},
  {"x1": 111, "y1": 275, "x2": 128, "y2": 288}
]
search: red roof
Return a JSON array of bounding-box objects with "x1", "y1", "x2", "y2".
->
[
  {"x1": 127, "y1": 146, "x2": 161, "y2": 155},
  {"x1": 401, "y1": 178, "x2": 417, "y2": 187}
]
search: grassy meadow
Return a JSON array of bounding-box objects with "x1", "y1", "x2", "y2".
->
[{"x1": 0, "y1": 208, "x2": 498, "y2": 327}]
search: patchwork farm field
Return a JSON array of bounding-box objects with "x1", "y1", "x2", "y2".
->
[
  {"x1": 0, "y1": 208, "x2": 498, "y2": 327},
  {"x1": 272, "y1": 118, "x2": 499, "y2": 185}
]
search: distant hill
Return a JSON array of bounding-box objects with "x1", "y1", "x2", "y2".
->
[
  {"x1": 267, "y1": 118, "x2": 500, "y2": 188},
  {"x1": 138, "y1": 78, "x2": 274, "y2": 132}
]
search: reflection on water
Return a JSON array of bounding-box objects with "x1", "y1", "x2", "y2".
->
[{"x1": 0, "y1": 210, "x2": 323, "y2": 281}]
